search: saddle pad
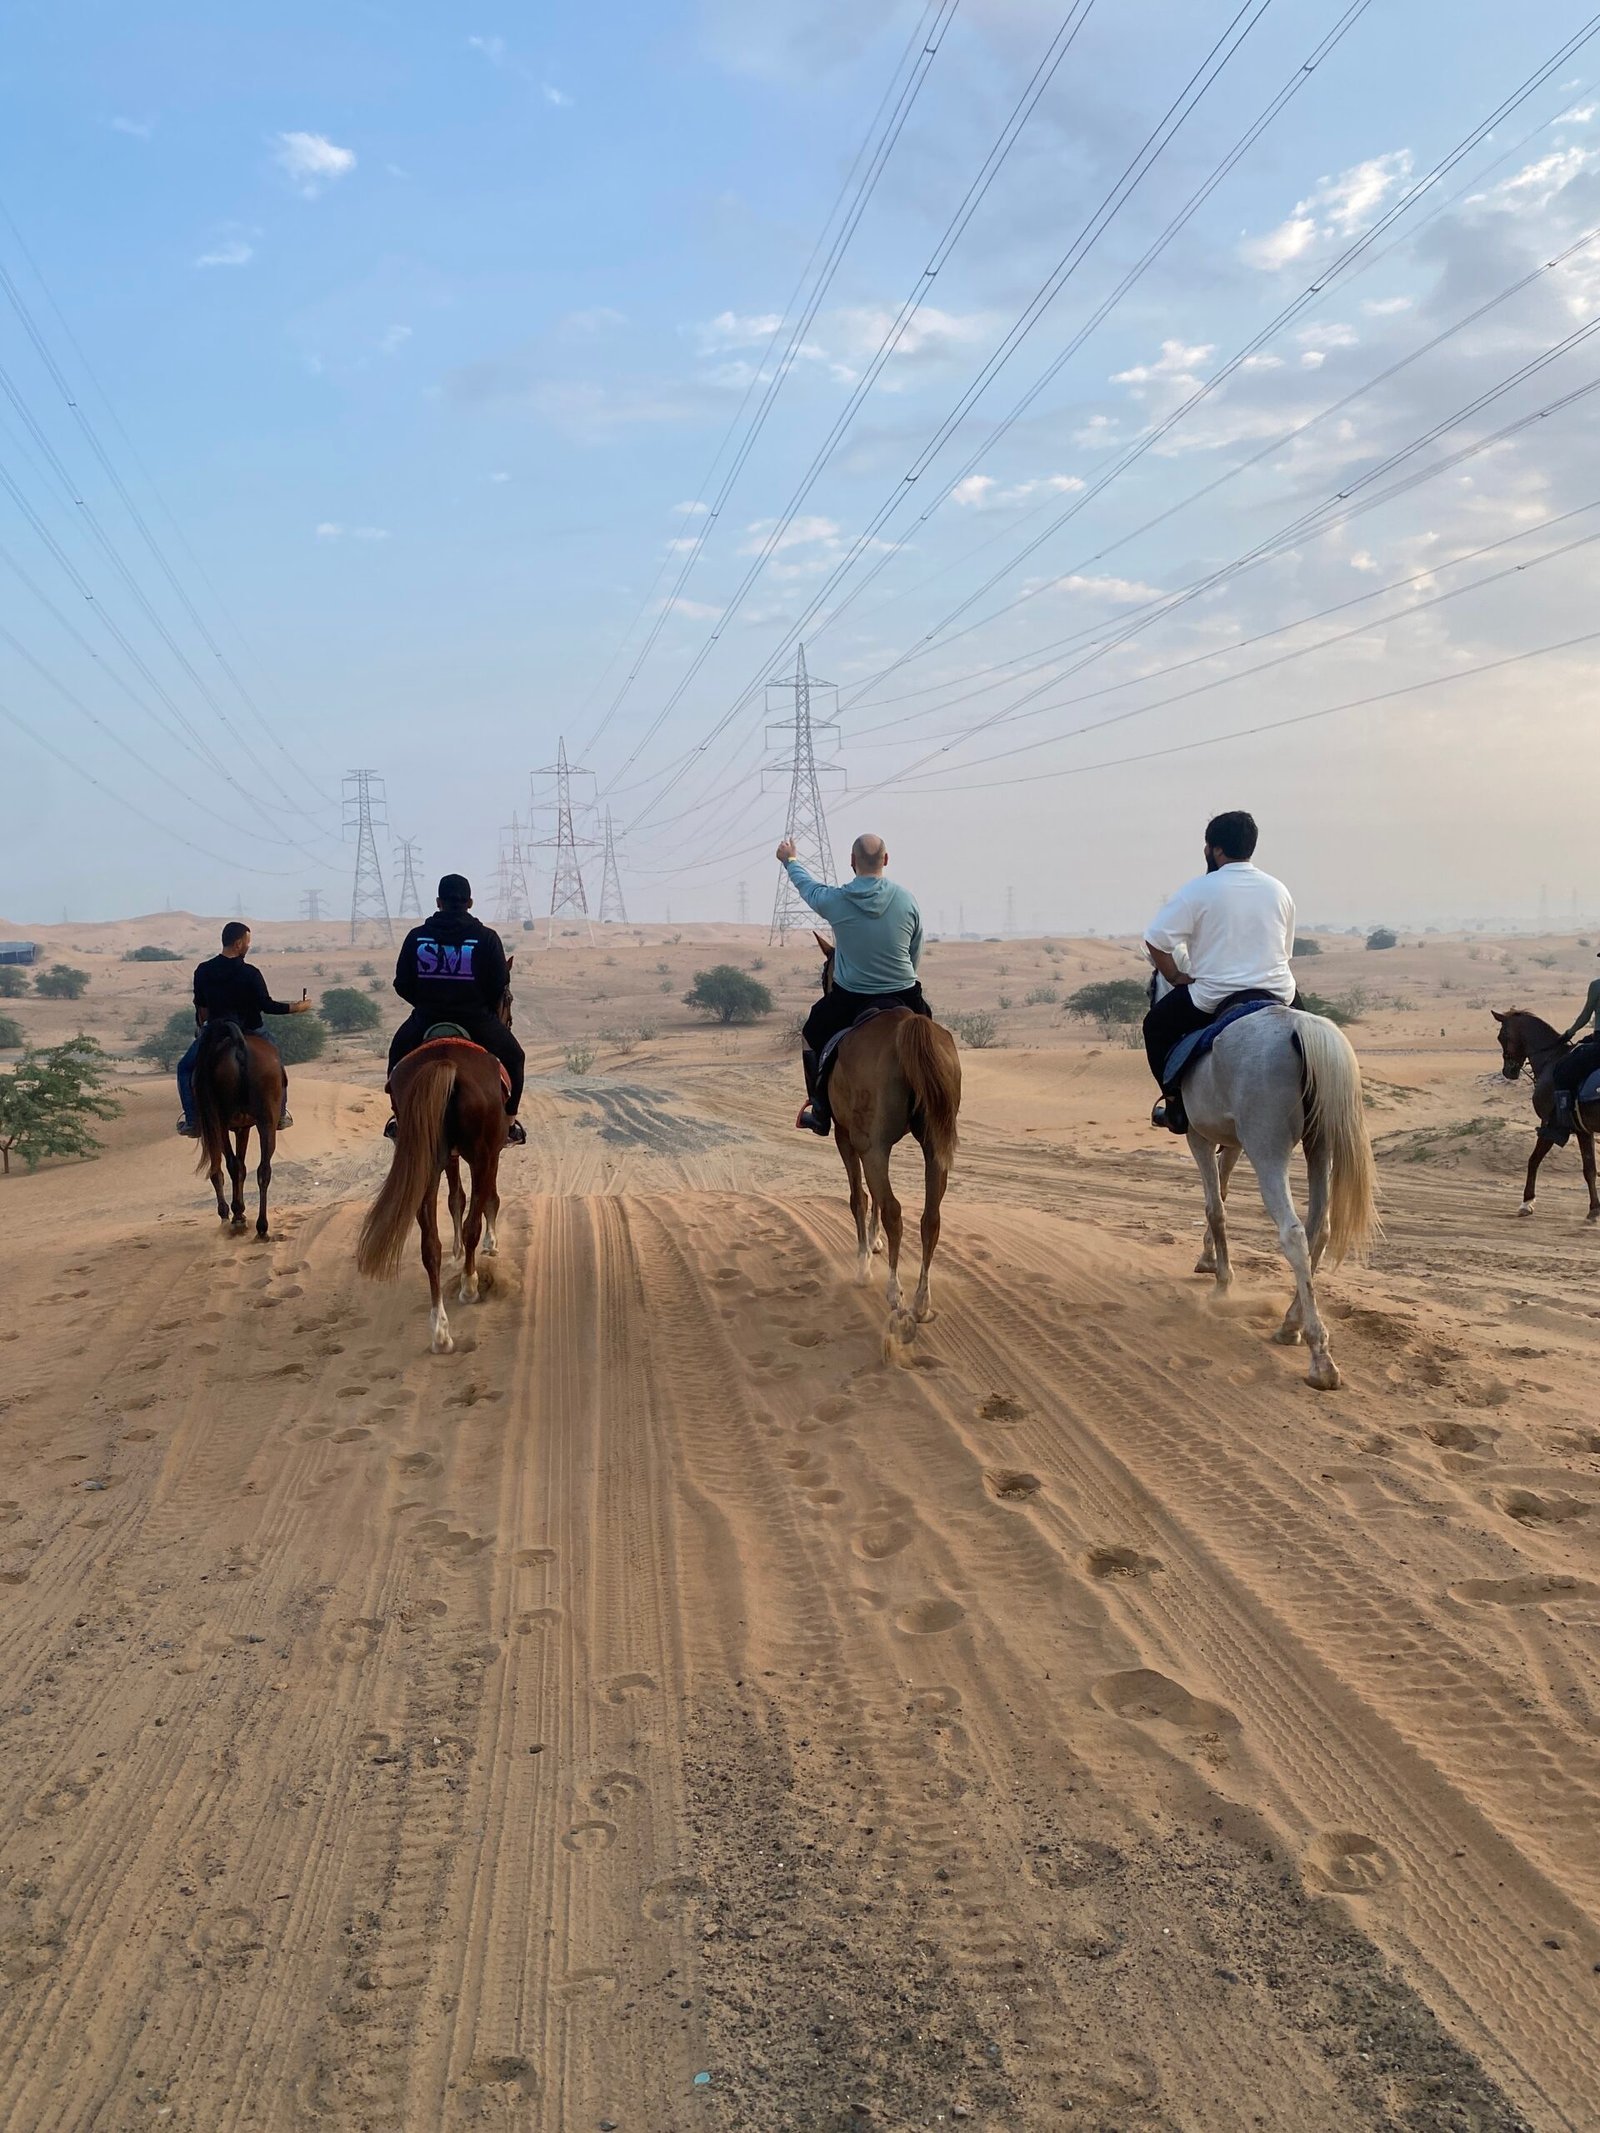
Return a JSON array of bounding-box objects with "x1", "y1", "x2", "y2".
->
[
  {"x1": 396, "y1": 1034, "x2": 512, "y2": 1100},
  {"x1": 1580, "y1": 1067, "x2": 1600, "y2": 1108},
  {"x1": 817, "y1": 1004, "x2": 895, "y2": 1078},
  {"x1": 1161, "y1": 996, "x2": 1278, "y2": 1090},
  {"x1": 424, "y1": 1019, "x2": 471, "y2": 1041}
]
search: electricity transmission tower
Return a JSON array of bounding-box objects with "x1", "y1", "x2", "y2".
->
[
  {"x1": 765, "y1": 645, "x2": 842, "y2": 944},
  {"x1": 343, "y1": 769, "x2": 394, "y2": 944},
  {"x1": 395, "y1": 837, "x2": 424, "y2": 921},
  {"x1": 533, "y1": 739, "x2": 597, "y2": 940},
  {"x1": 299, "y1": 889, "x2": 324, "y2": 924},
  {"x1": 738, "y1": 880, "x2": 748, "y2": 926},
  {"x1": 495, "y1": 816, "x2": 535, "y2": 930},
  {"x1": 597, "y1": 809, "x2": 628, "y2": 924}
]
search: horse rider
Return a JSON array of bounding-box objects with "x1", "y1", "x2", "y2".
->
[
  {"x1": 1543, "y1": 950, "x2": 1600, "y2": 1143},
  {"x1": 776, "y1": 832, "x2": 930, "y2": 1135},
  {"x1": 176, "y1": 920, "x2": 311, "y2": 1137},
  {"x1": 385, "y1": 873, "x2": 526, "y2": 1144},
  {"x1": 1142, "y1": 810, "x2": 1298, "y2": 1135}
]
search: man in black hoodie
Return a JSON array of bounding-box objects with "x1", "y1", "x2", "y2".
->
[{"x1": 386, "y1": 874, "x2": 526, "y2": 1144}]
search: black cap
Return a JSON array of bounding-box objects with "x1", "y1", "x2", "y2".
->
[{"x1": 437, "y1": 873, "x2": 472, "y2": 905}]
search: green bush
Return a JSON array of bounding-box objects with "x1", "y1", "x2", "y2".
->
[
  {"x1": 1024, "y1": 985, "x2": 1059, "y2": 1005},
  {"x1": 274, "y1": 1014, "x2": 329, "y2": 1065},
  {"x1": 0, "y1": 1015, "x2": 23, "y2": 1049},
  {"x1": 564, "y1": 1042, "x2": 596, "y2": 1074},
  {"x1": 0, "y1": 1036, "x2": 121, "y2": 1173},
  {"x1": 1292, "y1": 936, "x2": 1321, "y2": 957},
  {"x1": 1064, "y1": 979, "x2": 1148, "y2": 1027},
  {"x1": 1297, "y1": 991, "x2": 1352, "y2": 1027},
  {"x1": 0, "y1": 967, "x2": 27, "y2": 998},
  {"x1": 684, "y1": 965, "x2": 774, "y2": 1024},
  {"x1": 949, "y1": 1011, "x2": 1000, "y2": 1049},
  {"x1": 138, "y1": 1011, "x2": 197, "y2": 1069},
  {"x1": 319, "y1": 986, "x2": 382, "y2": 1034},
  {"x1": 34, "y1": 963, "x2": 89, "y2": 1000},
  {"x1": 1366, "y1": 927, "x2": 1398, "y2": 951},
  {"x1": 123, "y1": 945, "x2": 182, "y2": 962}
]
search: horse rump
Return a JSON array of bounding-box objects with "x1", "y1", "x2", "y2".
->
[
  {"x1": 192, "y1": 1019, "x2": 249, "y2": 1177},
  {"x1": 357, "y1": 1057, "x2": 457, "y2": 1280},
  {"x1": 897, "y1": 1014, "x2": 961, "y2": 1167},
  {"x1": 1291, "y1": 1011, "x2": 1379, "y2": 1263}
]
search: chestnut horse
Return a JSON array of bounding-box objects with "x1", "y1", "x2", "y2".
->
[
  {"x1": 816, "y1": 939, "x2": 962, "y2": 1357},
  {"x1": 1492, "y1": 1008, "x2": 1600, "y2": 1221},
  {"x1": 356, "y1": 972, "x2": 516, "y2": 1352},
  {"x1": 193, "y1": 1019, "x2": 285, "y2": 1238}
]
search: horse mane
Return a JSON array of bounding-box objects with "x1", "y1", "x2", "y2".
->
[{"x1": 1504, "y1": 1008, "x2": 1565, "y2": 1047}]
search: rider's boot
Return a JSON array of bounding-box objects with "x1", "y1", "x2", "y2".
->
[
  {"x1": 176, "y1": 1117, "x2": 200, "y2": 1138},
  {"x1": 506, "y1": 1114, "x2": 527, "y2": 1145},
  {"x1": 1151, "y1": 1091, "x2": 1188, "y2": 1134},
  {"x1": 796, "y1": 1046, "x2": 831, "y2": 1135},
  {"x1": 1545, "y1": 1090, "x2": 1576, "y2": 1146}
]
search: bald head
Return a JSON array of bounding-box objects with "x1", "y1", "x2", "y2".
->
[{"x1": 850, "y1": 833, "x2": 888, "y2": 876}]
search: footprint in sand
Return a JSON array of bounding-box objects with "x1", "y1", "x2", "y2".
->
[
  {"x1": 1450, "y1": 1574, "x2": 1600, "y2": 1607},
  {"x1": 0, "y1": 1569, "x2": 28, "y2": 1586},
  {"x1": 513, "y1": 1546, "x2": 557, "y2": 1567},
  {"x1": 978, "y1": 1392, "x2": 1028, "y2": 1423},
  {"x1": 186, "y1": 1906, "x2": 265, "y2": 1966},
  {"x1": 852, "y1": 1519, "x2": 912, "y2": 1560},
  {"x1": 514, "y1": 1608, "x2": 563, "y2": 1635},
  {"x1": 1304, "y1": 1830, "x2": 1397, "y2": 1894},
  {"x1": 640, "y1": 1872, "x2": 704, "y2": 1922},
  {"x1": 463, "y1": 2055, "x2": 538, "y2": 2099},
  {"x1": 985, "y1": 1469, "x2": 1042, "y2": 1503},
  {"x1": 894, "y1": 1597, "x2": 966, "y2": 1636},
  {"x1": 550, "y1": 1967, "x2": 618, "y2": 2005},
  {"x1": 602, "y1": 1672, "x2": 658, "y2": 1703},
  {"x1": 562, "y1": 1819, "x2": 618, "y2": 1853},
  {"x1": 424, "y1": 1734, "x2": 473, "y2": 1770},
  {"x1": 391, "y1": 1450, "x2": 442, "y2": 1479},
  {"x1": 23, "y1": 1768, "x2": 100, "y2": 1821},
  {"x1": 1085, "y1": 1545, "x2": 1163, "y2": 1581},
  {"x1": 588, "y1": 1770, "x2": 644, "y2": 1811},
  {"x1": 813, "y1": 1395, "x2": 855, "y2": 1425},
  {"x1": 1496, "y1": 1487, "x2": 1589, "y2": 1526},
  {"x1": 1030, "y1": 1837, "x2": 1123, "y2": 1892},
  {"x1": 332, "y1": 1427, "x2": 370, "y2": 1444},
  {"x1": 1092, "y1": 1668, "x2": 1240, "y2": 1738},
  {"x1": 1422, "y1": 1418, "x2": 1486, "y2": 1452}
]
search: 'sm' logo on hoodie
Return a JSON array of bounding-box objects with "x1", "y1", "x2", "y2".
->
[{"x1": 416, "y1": 936, "x2": 477, "y2": 980}]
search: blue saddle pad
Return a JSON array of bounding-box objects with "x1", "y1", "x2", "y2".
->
[
  {"x1": 1580, "y1": 1067, "x2": 1600, "y2": 1108},
  {"x1": 1162, "y1": 996, "x2": 1279, "y2": 1090}
]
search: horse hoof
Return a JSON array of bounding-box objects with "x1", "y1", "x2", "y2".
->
[
  {"x1": 1193, "y1": 1256, "x2": 1215, "y2": 1276},
  {"x1": 457, "y1": 1282, "x2": 478, "y2": 1305},
  {"x1": 431, "y1": 1336, "x2": 455, "y2": 1355},
  {"x1": 881, "y1": 1309, "x2": 918, "y2": 1363},
  {"x1": 854, "y1": 1264, "x2": 873, "y2": 1289},
  {"x1": 231, "y1": 1220, "x2": 248, "y2": 1237},
  {"x1": 1306, "y1": 1356, "x2": 1341, "y2": 1392},
  {"x1": 913, "y1": 1300, "x2": 936, "y2": 1324},
  {"x1": 1517, "y1": 1203, "x2": 1535, "y2": 1219},
  {"x1": 1272, "y1": 1324, "x2": 1304, "y2": 1347}
]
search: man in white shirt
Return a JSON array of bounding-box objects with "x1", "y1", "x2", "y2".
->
[{"x1": 1142, "y1": 810, "x2": 1298, "y2": 1132}]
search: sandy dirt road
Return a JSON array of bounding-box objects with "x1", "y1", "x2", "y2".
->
[{"x1": 2, "y1": 929, "x2": 1599, "y2": 2131}]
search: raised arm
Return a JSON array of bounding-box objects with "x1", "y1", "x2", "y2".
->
[{"x1": 777, "y1": 844, "x2": 851, "y2": 924}]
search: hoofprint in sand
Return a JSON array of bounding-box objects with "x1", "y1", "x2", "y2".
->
[{"x1": 1, "y1": 915, "x2": 1597, "y2": 2131}]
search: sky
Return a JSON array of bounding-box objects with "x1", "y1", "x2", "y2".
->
[{"x1": 4, "y1": 0, "x2": 1600, "y2": 933}]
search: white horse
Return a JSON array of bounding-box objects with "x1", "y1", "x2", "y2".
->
[{"x1": 1156, "y1": 980, "x2": 1378, "y2": 1390}]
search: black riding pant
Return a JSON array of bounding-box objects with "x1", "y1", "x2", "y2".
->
[
  {"x1": 1142, "y1": 986, "x2": 1300, "y2": 1086},
  {"x1": 389, "y1": 1007, "x2": 525, "y2": 1113},
  {"x1": 803, "y1": 981, "x2": 931, "y2": 1056},
  {"x1": 1552, "y1": 1033, "x2": 1600, "y2": 1096}
]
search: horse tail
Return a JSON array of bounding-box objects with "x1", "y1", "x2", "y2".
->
[
  {"x1": 193, "y1": 1020, "x2": 247, "y2": 1178},
  {"x1": 1292, "y1": 1012, "x2": 1379, "y2": 1263},
  {"x1": 898, "y1": 1015, "x2": 961, "y2": 1168},
  {"x1": 357, "y1": 1058, "x2": 455, "y2": 1280}
]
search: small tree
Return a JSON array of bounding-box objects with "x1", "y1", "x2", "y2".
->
[
  {"x1": 122, "y1": 945, "x2": 182, "y2": 963},
  {"x1": 0, "y1": 967, "x2": 27, "y2": 998},
  {"x1": 0, "y1": 1015, "x2": 23, "y2": 1049},
  {"x1": 1366, "y1": 927, "x2": 1398, "y2": 951},
  {"x1": 950, "y1": 1010, "x2": 1000, "y2": 1049},
  {"x1": 34, "y1": 963, "x2": 89, "y2": 1001},
  {"x1": 319, "y1": 986, "x2": 381, "y2": 1034},
  {"x1": 1292, "y1": 936, "x2": 1322, "y2": 957},
  {"x1": 1064, "y1": 979, "x2": 1148, "y2": 1027},
  {"x1": 0, "y1": 1037, "x2": 121, "y2": 1174},
  {"x1": 684, "y1": 965, "x2": 774, "y2": 1025},
  {"x1": 137, "y1": 1011, "x2": 197, "y2": 1070},
  {"x1": 275, "y1": 1013, "x2": 329, "y2": 1064}
]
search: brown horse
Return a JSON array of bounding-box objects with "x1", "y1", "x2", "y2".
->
[
  {"x1": 815, "y1": 937, "x2": 962, "y2": 1356},
  {"x1": 193, "y1": 1019, "x2": 285, "y2": 1238},
  {"x1": 1492, "y1": 1008, "x2": 1600, "y2": 1221},
  {"x1": 356, "y1": 974, "x2": 516, "y2": 1351}
]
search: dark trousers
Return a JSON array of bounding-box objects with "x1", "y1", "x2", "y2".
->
[
  {"x1": 389, "y1": 1007, "x2": 525, "y2": 1113},
  {"x1": 803, "y1": 981, "x2": 931, "y2": 1056},
  {"x1": 1553, "y1": 1034, "x2": 1600, "y2": 1096},
  {"x1": 178, "y1": 1023, "x2": 285, "y2": 1126},
  {"x1": 1142, "y1": 986, "x2": 1299, "y2": 1087}
]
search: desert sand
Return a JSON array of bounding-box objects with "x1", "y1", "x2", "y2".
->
[{"x1": 1, "y1": 914, "x2": 1597, "y2": 2132}]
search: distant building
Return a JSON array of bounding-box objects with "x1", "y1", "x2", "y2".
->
[{"x1": 0, "y1": 941, "x2": 37, "y2": 966}]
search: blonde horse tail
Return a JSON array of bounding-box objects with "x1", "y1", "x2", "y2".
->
[
  {"x1": 1293, "y1": 1012, "x2": 1379, "y2": 1263},
  {"x1": 897, "y1": 1015, "x2": 961, "y2": 1169},
  {"x1": 357, "y1": 1059, "x2": 455, "y2": 1280}
]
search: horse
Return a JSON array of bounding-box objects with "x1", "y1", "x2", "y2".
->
[
  {"x1": 192, "y1": 1018, "x2": 285, "y2": 1239},
  {"x1": 356, "y1": 972, "x2": 515, "y2": 1353},
  {"x1": 1491, "y1": 1008, "x2": 1600, "y2": 1221},
  {"x1": 814, "y1": 936, "x2": 962, "y2": 1358},
  {"x1": 1157, "y1": 978, "x2": 1378, "y2": 1390}
]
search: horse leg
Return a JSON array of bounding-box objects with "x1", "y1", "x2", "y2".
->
[
  {"x1": 420, "y1": 1179, "x2": 451, "y2": 1353},
  {"x1": 458, "y1": 1161, "x2": 489, "y2": 1304},
  {"x1": 228, "y1": 1127, "x2": 249, "y2": 1235},
  {"x1": 862, "y1": 1142, "x2": 904, "y2": 1311},
  {"x1": 1519, "y1": 1133, "x2": 1552, "y2": 1217},
  {"x1": 480, "y1": 1180, "x2": 499, "y2": 1258},
  {"x1": 255, "y1": 1123, "x2": 274, "y2": 1240},
  {"x1": 1257, "y1": 1153, "x2": 1338, "y2": 1391},
  {"x1": 1190, "y1": 1137, "x2": 1232, "y2": 1288},
  {"x1": 840, "y1": 1136, "x2": 872, "y2": 1287},
  {"x1": 911, "y1": 1144, "x2": 947, "y2": 1323},
  {"x1": 1580, "y1": 1129, "x2": 1599, "y2": 1223},
  {"x1": 446, "y1": 1152, "x2": 466, "y2": 1260},
  {"x1": 209, "y1": 1148, "x2": 229, "y2": 1223}
]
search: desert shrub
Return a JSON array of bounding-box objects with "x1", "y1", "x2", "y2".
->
[
  {"x1": 0, "y1": 1015, "x2": 23, "y2": 1049},
  {"x1": 635, "y1": 1020, "x2": 659, "y2": 1043},
  {"x1": 750, "y1": 956, "x2": 766, "y2": 971},
  {"x1": 319, "y1": 986, "x2": 381, "y2": 1033},
  {"x1": 684, "y1": 966, "x2": 774, "y2": 1024},
  {"x1": 1298, "y1": 991, "x2": 1352, "y2": 1027},
  {"x1": 1292, "y1": 936, "x2": 1321, "y2": 957},
  {"x1": 0, "y1": 1036, "x2": 121, "y2": 1173},
  {"x1": 1532, "y1": 953, "x2": 1559, "y2": 969},
  {"x1": 34, "y1": 963, "x2": 89, "y2": 1000},
  {"x1": 367, "y1": 977, "x2": 383, "y2": 993},
  {"x1": 950, "y1": 1010, "x2": 999, "y2": 1049},
  {"x1": 1333, "y1": 984, "x2": 1371, "y2": 1021},
  {"x1": 0, "y1": 967, "x2": 27, "y2": 998},
  {"x1": 1024, "y1": 985, "x2": 1058, "y2": 1006},
  {"x1": 656, "y1": 960, "x2": 670, "y2": 975},
  {"x1": 1064, "y1": 979, "x2": 1147, "y2": 1027},
  {"x1": 358, "y1": 960, "x2": 377, "y2": 977},
  {"x1": 998, "y1": 994, "x2": 1013, "y2": 1011},
  {"x1": 274, "y1": 1014, "x2": 328, "y2": 1065},
  {"x1": 659, "y1": 978, "x2": 672, "y2": 994},
  {"x1": 598, "y1": 1026, "x2": 637, "y2": 1054},
  {"x1": 137, "y1": 1010, "x2": 197, "y2": 1069},
  {"x1": 123, "y1": 944, "x2": 182, "y2": 962},
  {"x1": 1366, "y1": 927, "x2": 1398, "y2": 951},
  {"x1": 564, "y1": 1042, "x2": 596, "y2": 1074}
]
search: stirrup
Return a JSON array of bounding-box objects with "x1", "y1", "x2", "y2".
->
[
  {"x1": 796, "y1": 1102, "x2": 831, "y2": 1136},
  {"x1": 1152, "y1": 1097, "x2": 1188, "y2": 1135},
  {"x1": 383, "y1": 1117, "x2": 398, "y2": 1141},
  {"x1": 176, "y1": 1119, "x2": 200, "y2": 1138},
  {"x1": 506, "y1": 1118, "x2": 527, "y2": 1145}
]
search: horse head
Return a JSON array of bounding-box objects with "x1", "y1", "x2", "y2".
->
[
  {"x1": 814, "y1": 931, "x2": 835, "y2": 995},
  {"x1": 1491, "y1": 1008, "x2": 1527, "y2": 1080}
]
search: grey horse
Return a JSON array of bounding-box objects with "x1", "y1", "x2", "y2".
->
[{"x1": 1161, "y1": 988, "x2": 1379, "y2": 1390}]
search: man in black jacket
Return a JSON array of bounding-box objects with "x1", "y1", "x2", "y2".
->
[
  {"x1": 176, "y1": 921, "x2": 312, "y2": 1136},
  {"x1": 386, "y1": 874, "x2": 526, "y2": 1144}
]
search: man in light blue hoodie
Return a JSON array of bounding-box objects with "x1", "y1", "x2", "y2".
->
[{"x1": 777, "y1": 831, "x2": 930, "y2": 1134}]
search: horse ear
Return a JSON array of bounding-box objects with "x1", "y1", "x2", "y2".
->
[
  {"x1": 1490, "y1": 1008, "x2": 1505, "y2": 1022},
  {"x1": 506, "y1": 954, "x2": 514, "y2": 976}
]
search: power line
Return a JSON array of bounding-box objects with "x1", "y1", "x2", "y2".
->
[
  {"x1": 767, "y1": 647, "x2": 842, "y2": 944},
  {"x1": 344, "y1": 771, "x2": 394, "y2": 943}
]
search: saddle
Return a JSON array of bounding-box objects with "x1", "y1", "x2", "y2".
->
[
  {"x1": 389, "y1": 1026, "x2": 512, "y2": 1100},
  {"x1": 816, "y1": 1005, "x2": 896, "y2": 1110},
  {"x1": 1581, "y1": 1067, "x2": 1600, "y2": 1109},
  {"x1": 1161, "y1": 995, "x2": 1279, "y2": 1091}
]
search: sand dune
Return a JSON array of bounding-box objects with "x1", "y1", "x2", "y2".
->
[{"x1": 2, "y1": 924, "x2": 1598, "y2": 2129}]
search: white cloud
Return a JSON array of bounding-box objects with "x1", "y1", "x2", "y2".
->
[
  {"x1": 1242, "y1": 151, "x2": 1412, "y2": 270},
  {"x1": 833, "y1": 303, "x2": 998, "y2": 363},
  {"x1": 1300, "y1": 349, "x2": 1327, "y2": 369},
  {"x1": 1350, "y1": 550, "x2": 1380, "y2": 572},
  {"x1": 560, "y1": 306, "x2": 626, "y2": 335},
  {"x1": 542, "y1": 83, "x2": 573, "y2": 107},
  {"x1": 951, "y1": 475, "x2": 996, "y2": 507},
  {"x1": 489, "y1": 470, "x2": 511, "y2": 484},
  {"x1": 315, "y1": 522, "x2": 390, "y2": 541},
  {"x1": 1053, "y1": 572, "x2": 1164, "y2": 602},
  {"x1": 273, "y1": 131, "x2": 357, "y2": 198},
  {"x1": 467, "y1": 33, "x2": 507, "y2": 62},
  {"x1": 1296, "y1": 322, "x2": 1357, "y2": 351},
  {"x1": 1558, "y1": 103, "x2": 1597, "y2": 125},
  {"x1": 379, "y1": 323, "x2": 412, "y2": 354},
  {"x1": 664, "y1": 536, "x2": 700, "y2": 553},
  {"x1": 1240, "y1": 353, "x2": 1284, "y2": 372},
  {"x1": 699, "y1": 309, "x2": 785, "y2": 351},
  {"x1": 1073, "y1": 413, "x2": 1119, "y2": 449},
  {"x1": 659, "y1": 595, "x2": 720, "y2": 621},
  {"x1": 1112, "y1": 339, "x2": 1215, "y2": 388},
  {"x1": 110, "y1": 116, "x2": 154, "y2": 141},
  {"x1": 673, "y1": 500, "x2": 710, "y2": 516},
  {"x1": 952, "y1": 472, "x2": 1083, "y2": 509},
  {"x1": 739, "y1": 513, "x2": 839, "y2": 555},
  {"x1": 1363, "y1": 296, "x2": 1413, "y2": 317},
  {"x1": 195, "y1": 238, "x2": 254, "y2": 269},
  {"x1": 1472, "y1": 146, "x2": 1594, "y2": 214}
]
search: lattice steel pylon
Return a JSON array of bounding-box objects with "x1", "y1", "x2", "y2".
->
[
  {"x1": 395, "y1": 837, "x2": 424, "y2": 921},
  {"x1": 766, "y1": 646, "x2": 842, "y2": 944},
  {"x1": 299, "y1": 888, "x2": 324, "y2": 924},
  {"x1": 597, "y1": 809, "x2": 628, "y2": 925},
  {"x1": 343, "y1": 769, "x2": 393, "y2": 944},
  {"x1": 533, "y1": 739, "x2": 597, "y2": 941},
  {"x1": 495, "y1": 815, "x2": 535, "y2": 930}
]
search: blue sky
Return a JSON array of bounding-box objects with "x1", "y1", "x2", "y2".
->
[{"x1": 5, "y1": 0, "x2": 1600, "y2": 929}]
